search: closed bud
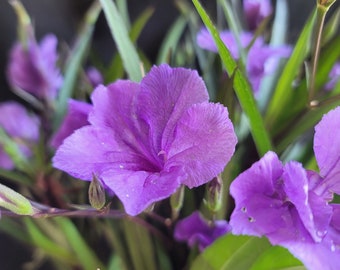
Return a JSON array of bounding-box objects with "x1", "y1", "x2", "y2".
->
[
  {"x1": 0, "y1": 183, "x2": 35, "y2": 215},
  {"x1": 170, "y1": 185, "x2": 185, "y2": 220},
  {"x1": 204, "y1": 175, "x2": 223, "y2": 213},
  {"x1": 317, "y1": 0, "x2": 336, "y2": 9},
  {"x1": 89, "y1": 174, "x2": 106, "y2": 210}
]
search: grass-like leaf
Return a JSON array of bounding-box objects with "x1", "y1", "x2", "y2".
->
[
  {"x1": 100, "y1": 0, "x2": 142, "y2": 82},
  {"x1": 192, "y1": 0, "x2": 273, "y2": 156}
]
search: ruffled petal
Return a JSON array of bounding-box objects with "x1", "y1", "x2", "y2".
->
[
  {"x1": 230, "y1": 151, "x2": 286, "y2": 236},
  {"x1": 53, "y1": 126, "x2": 154, "y2": 180},
  {"x1": 283, "y1": 161, "x2": 332, "y2": 242},
  {"x1": 167, "y1": 102, "x2": 237, "y2": 188},
  {"x1": 314, "y1": 107, "x2": 340, "y2": 193},
  {"x1": 89, "y1": 82, "x2": 158, "y2": 170},
  {"x1": 138, "y1": 64, "x2": 209, "y2": 153},
  {"x1": 101, "y1": 166, "x2": 184, "y2": 216}
]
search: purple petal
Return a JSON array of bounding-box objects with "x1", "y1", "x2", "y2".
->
[
  {"x1": 7, "y1": 34, "x2": 62, "y2": 100},
  {"x1": 89, "y1": 82, "x2": 158, "y2": 170},
  {"x1": 197, "y1": 29, "x2": 255, "y2": 58},
  {"x1": 50, "y1": 99, "x2": 92, "y2": 148},
  {"x1": 101, "y1": 166, "x2": 184, "y2": 216},
  {"x1": 283, "y1": 161, "x2": 332, "y2": 242},
  {"x1": 0, "y1": 102, "x2": 39, "y2": 141},
  {"x1": 53, "y1": 126, "x2": 152, "y2": 180},
  {"x1": 167, "y1": 102, "x2": 237, "y2": 188},
  {"x1": 314, "y1": 107, "x2": 340, "y2": 193},
  {"x1": 138, "y1": 64, "x2": 210, "y2": 156},
  {"x1": 86, "y1": 67, "x2": 104, "y2": 87},
  {"x1": 174, "y1": 211, "x2": 231, "y2": 251},
  {"x1": 230, "y1": 151, "x2": 286, "y2": 237},
  {"x1": 243, "y1": 0, "x2": 272, "y2": 30},
  {"x1": 325, "y1": 62, "x2": 340, "y2": 91}
]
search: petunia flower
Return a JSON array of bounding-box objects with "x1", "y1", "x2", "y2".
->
[
  {"x1": 0, "y1": 102, "x2": 40, "y2": 170},
  {"x1": 196, "y1": 29, "x2": 291, "y2": 93},
  {"x1": 243, "y1": 0, "x2": 273, "y2": 30},
  {"x1": 50, "y1": 99, "x2": 92, "y2": 149},
  {"x1": 229, "y1": 106, "x2": 340, "y2": 270},
  {"x1": 7, "y1": 34, "x2": 63, "y2": 101},
  {"x1": 53, "y1": 64, "x2": 237, "y2": 216},
  {"x1": 174, "y1": 211, "x2": 231, "y2": 251}
]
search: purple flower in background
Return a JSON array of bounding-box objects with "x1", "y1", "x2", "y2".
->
[
  {"x1": 174, "y1": 211, "x2": 231, "y2": 251},
  {"x1": 196, "y1": 29, "x2": 291, "y2": 93},
  {"x1": 325, "y1": 62, "x2": 340, "y2": 91},
  {"x1": 7, "y1": 34, "x2": 63, "y2": 101},
  {"x1": 229, "y1": 107, "x2": 340, "y2": 270},
  {"x1": 86, "y1": 67, "x2": 104, "y2": 88},
  {"x1": 0, "y1": 102, "x2": 40, "y2": 170},
  {"x1": 50, "y1": 99, "x2": 92, "y2": 149},
  {"x1": 243, "y1": 0, "x2": 273, "y2": 30},
  {"x1": 53, "y1": 64, "x2": 237, "y2": 216}
]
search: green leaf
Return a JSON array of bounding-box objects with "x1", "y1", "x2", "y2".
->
[
  {"x1": 191, "y1": 234, "x2": 304, "y2": 270},
  {"x1": 0, "y1": 183, "x2": 35, "y2": 215},
  {"x1": 157, "y1": 16, "x2": 188, "y2": 64},
  {"x1": 100, "y1": 0, "x2": 142, "y2": 82},
  {"x1": 190, "y1": 235, "x2": 271, "y2": 270},
  {"x1": 54, "y1": 1, "x2": 101, "y2": 129},
  {"x1": 55, "y1": 217, "x2": 105, "y2": 270},
  {"x1": 265, "y1": 11, "x2": 316, "y2": 129},
  {"x1": 129, "y1": 7, "x2": 154, "y2": 43},
  {"x1": 25, "y1": 218, "x2": 78, "y2": 265},
  {"x1": 192, "y1": 0, "x2": 273, "y2": 156},
  {"x1": 250, "y1": 246, "x2": 305, "y2": 270}
]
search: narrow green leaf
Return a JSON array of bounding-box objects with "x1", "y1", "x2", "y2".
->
[
  {"x1": 100, "y1": 0, "x2": 142, "y2": 82},
  {"x1": 190, "y1": 235, "x2": 271, "y2": 270},
  {"x1": 54, "y1": 1, "x2": 101, "y2": 128},
  {"x1": 25, "y1": 218, "x2": 78, "y2": 265},
  {"x1": 157, "y1": 16, "x2": 188, "y2": 64},
  {"x1": 129, "y1": 7, "x2": 154, "y2": 43},
  {"x1": 192, "y1": 0, "x2": 273, "y2": 156},
  {"x1": 55, "y1": 217, "x2": 105, "y2": 270},
  {"x1": 265, "y1": 11, "x2": 316, "y2": 128}
]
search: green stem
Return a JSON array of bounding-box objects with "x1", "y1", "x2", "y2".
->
[{"x1": 309, "y1": 4, "x2": 328, "y2": 100}]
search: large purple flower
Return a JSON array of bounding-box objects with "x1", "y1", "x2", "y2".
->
[
  {"x1": 7, "y1": 34, "x2": 63, "y2": 101},
  {"x1": 229, "y1": 106, "x2": 340, "y2": 269},
  {"x1": 53, "y1": 64, "x2": 237, "y2": 216},
  {"x1": 50, "y1": 99, "x2": 92, "y2": 149},
  {"x1": 196, "y1": 29, "x2": 291, "y2": 93},
  {"x1": 243, "y1": 0, "x2": 273, "y2": 30},
  {"x1": 0, "y1": 102, "x2": 40, "y2": 169},
  {"x1": 174, "y1": 211, "x2": 231, "y2": 251}
]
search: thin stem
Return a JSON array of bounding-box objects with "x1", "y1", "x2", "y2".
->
[{"x1": 309, "y1": 4, "x2": 328, "y2": 100}]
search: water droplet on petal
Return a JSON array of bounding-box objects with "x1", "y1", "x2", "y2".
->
[
  {"x1": 316, "y1": 230, "x2": 327, "y2": 238},
  {"x1": 125, "y1": 194, "x2": 129, "y2": 198},
  {"x1": 119, "y1": 165, "x2": 124, "y2": 169},
  {"x1": 241, "y1": 207, "x2": 247, "y2": 213},
  {"x1": 248, "y1": 216, "x2": 255, "y2": 222}
]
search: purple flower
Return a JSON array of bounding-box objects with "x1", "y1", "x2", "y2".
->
[
  {"x1": 53, "y1": 64, "x2": 237, "y2": 216},
  {"x1": 0, "y1": 102, "x2": 40, "y2": 169},
  {"x1": 50, "y1": 99, "x2": 92, "y2": 149},
  {"x1": 196, "y1": 29, "x2": 291, "y2": 93},
  {"x1": 243, "y1": 0, "x2": 273, "y2": 30},
  {"x1": 7, "y1": 34, "x2": 63, "y2": 101},
  {"x1": 229, "y1": 106, "x2": 340, "y2": 269},
  {"x1": 174, "y1": 211, "x2": 231, "y2": 251},
  {"x1": 325, "y1": 62, "x2": 340, "y2": 91}
]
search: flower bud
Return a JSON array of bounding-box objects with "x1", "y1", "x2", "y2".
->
[
  {"x1": 0, "y1": 183, "x2": 35, "y2": 215},
  {"x1": 204, "y1": 175, "x2": 223, "y2": 213},
  {"x1": 88, "y1": 174, "x2": 106, "y2": 210},
  {"x1": 170, "y1": 185, "x2": 185, "y2": 220}
]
